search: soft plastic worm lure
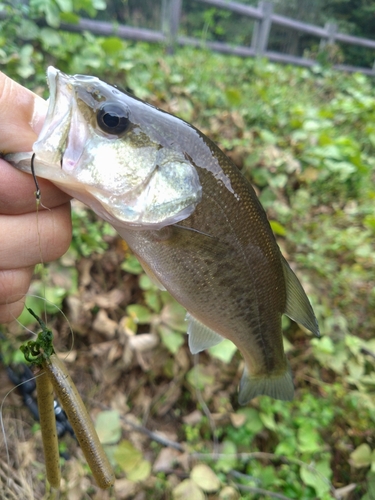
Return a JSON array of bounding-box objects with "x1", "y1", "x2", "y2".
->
[
  {"x1": 20, "y1": 308, "x2": 115, "y2": 490},
  {"x1": 35, "y1": 369, "x2": 61, "y2": 488}
]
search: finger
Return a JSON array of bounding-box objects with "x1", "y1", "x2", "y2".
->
[
  {"x1": 0, "y1": 159, "x2": 71, "y2": 215},
  {"x1": 0, "y1": 203, "x2": 72, "y2": 269},
  {"x1": 0, "y1": 300, "x2": 27, "y2": 324},
  {"x1": 0, "y1": 72, "x2": 47, "y2": 154},
  {"x1": 0, "y1": 267, "x2": 34, "y2": 306},
  {"x1": 0, "y1": 266, "x2": 34, "y2": 323}
]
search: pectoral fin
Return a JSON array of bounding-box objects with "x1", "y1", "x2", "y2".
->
[
  {"x1": 238, "y1": 362, "x2": 294, "y2": 404},
  {"x1": 282, "y1": 257, "x2": 320, "y2": 337},
  {"x1": 186, "y1": 313, "x2": 224, "y2": 354}
]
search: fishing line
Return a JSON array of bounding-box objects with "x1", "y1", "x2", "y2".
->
[
  {"x1": 0, "y1": 294, "x2": 72, "y2": 492},
  {"x1": 0, "y1": 371, "x2": 45, "y2": 487},
  {"x1": 4, "y1": 293, "x2": 75, "y2": 364},
  {"x1": 0, "y1": 293, "x2": 74, "y2": 494},
  {"x1": 20, "y1": 321, "x2": 115, "y2": 490},
  {"x1": 30, "y1": 152, "x2": 49, "y2": 325},
  {"x1": 192, "y1": 353, "x2": 219, "y2": 458},
  {"x1": 14, "y1": 295, "x2": 75, "y2": 357},
  {"x1": 2, "y1": 154, "x2": 73, "y2": 492}
]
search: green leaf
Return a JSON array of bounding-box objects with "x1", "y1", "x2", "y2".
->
[
  {"x1": 191, "y1": 464, "x2": 221, "y2": 492},
  {"x1": 350, "y1": 443, "x2": 372, "y2": 468},
  {"x1": 186, "y1": 364, "x2": 215, "y2": 390},
  {"x1": 311, "y1": 336, "x2": 334, "y2": 354},
  {"x1": 362, "y1": 472, "x2": 375, "y2": 500},
  {"x1": 258, "y1": 465, "x2": 278, "y2": 488},
  {"x1": 95, "y1": 410, "x2": 121, "y2": 445},
  {"x1": 43, "y1": 286, "x2": 67, "y2": 313},
  {"x1": 59, "y1": 11, "x2": 79, "y2": 23},
  {"x1": 101, "y1": 37, "x2": 123, "y2": 54},
  {"x1": 39, "y1": 27, "x2": 62, "y2": 47},
  {"x1": 260, "y1": 412, "x2": 277, "y2": 432},
  {"x1": 16, "y1": 19, "x2": 39, "y2": 40},
  {"x1": 55, "y1": 0, "x2": 73, "y2": 11},
  {"x1": 158, "y1": 324, "x2": 185, "y2": 354},
  {"x1": 92, "y1": 0, "x2": 106, "y2": 9},
  {"x1": 297, "y1": 425, "x2": 322, "y2": 453},
  {"x1": 208, "y1": 339, "x2": 237, "y2": 363},
  {"x1": 172, "y1": 479, "x2": 205, "y2": 500},
  {"x1": 144, "y1": 290, "x2": 162, "y2": 313},
  {"x1": 121, "y1": 255, "x2": 143, "y2": 274},
  {"x1": 364, "y1": 214, "x2": 375, "y2": 231},
  {"x1": 270, "y1": 220, "x2": 287, "y2": 236},
  {"x1": 127, "y1": 459, "x2": 151, "y2": 482},
  {"x1": 269, "y1": 174, "x2": 288, "y2": 189},
  {"x1": 17, "y1": 298, "x2": 44, "y2": 326},
  {"x1": 139, "y1": 274, "x2": 157, "y2": 291},
  {"x1": 114, "y1": 440, "x2": 142, "y2": 472},
  {"x1": 275, "y1": 437, "x2": 298, "y2": 456},
  {"x1": 225, "y1": 88, "x2": 241, "y2": 107},
  {"x1": 46, "y1": 3, "x2": 61, "y2": 27},
  {"x1": 300, "y1": 460, "x2": 332, "y2": 497},
  {"x1": 161, "y1": 301, "x2": 187, "y2": 332},
  {"x1": 216, "y1": 440, "x2": 237, "y2": 473},
  {"x1": 126, "y1": 304, "x2": 153, "y2": 324},
  {"x1": 239, "y1": 407, "x2": 264, "y2": 434}
]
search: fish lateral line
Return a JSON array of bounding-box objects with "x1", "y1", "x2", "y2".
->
[{"x1": 173, "y1": 224, "x2": 215, "y2": 239}]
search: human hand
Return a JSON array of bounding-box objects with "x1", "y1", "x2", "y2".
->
[{"x1": 0, "y1": 72, "x2": 72, "y2": 323}]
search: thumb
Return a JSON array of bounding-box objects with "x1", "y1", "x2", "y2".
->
[{"x1": 0, "y1": 72, "x2": 47, "y2": 154}]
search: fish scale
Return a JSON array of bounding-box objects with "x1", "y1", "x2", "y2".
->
[
  {"x1": 6, "y1": 66, "x2": 320, "y2": 404},
  {"x1": 120, "y1": 154, "x2": 288, "y2": 381}
]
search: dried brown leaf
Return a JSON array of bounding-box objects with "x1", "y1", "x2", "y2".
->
[
  {"x1": 95, "y1": 288, "x2": 126, "y2": 308},
  {"x1": 114, "y1": 478, "x2": 139, "y2": 499},
  {"x1": 153, "y1": 447, "x2": 181, "y2": 472},
  {"x1": 182, "y1": 410, "x2": 203, "y2": 426},
  {"x1": 92, "y1": 309, "x2": 118, "y2": 337},
  {"x1": 229, "y1": 412, "x2": 247, "y2": 428},
  {"x1": 128, "y1": 333, "x2": 159, "y2": 353}
]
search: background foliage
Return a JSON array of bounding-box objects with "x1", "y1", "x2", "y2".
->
[{"x1": 1, "y1": 1, "x2": 375, "y2": 499}]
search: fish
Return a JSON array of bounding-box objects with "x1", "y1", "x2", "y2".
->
[{"x1": 7, "y1": 66, "x2": 320, "y2": 404}]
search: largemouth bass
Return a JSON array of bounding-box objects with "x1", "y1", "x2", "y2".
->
[{"x1": 7, "y1": 67, "x2": 319, "y2": 404}]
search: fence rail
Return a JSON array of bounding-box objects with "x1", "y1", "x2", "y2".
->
[{"x1": 49, "y1": 0, "x2": 375, "y2": 76}]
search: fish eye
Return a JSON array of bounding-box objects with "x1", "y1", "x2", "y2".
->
[{"x1": 97, "y1": 102, "x2": 130, "y2": 135}]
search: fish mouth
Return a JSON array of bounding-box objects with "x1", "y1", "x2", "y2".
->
[
  {"x1": 33, "y1": 67, "x2": 73, "y2": 159},
  {"x1": 42, "y1": 66, "x2": 60, "y2": 138},
  {"x1": 3, "y1": 67, "x2": 72, "y2": 173}
]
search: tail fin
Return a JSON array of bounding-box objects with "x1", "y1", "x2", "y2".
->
[{"x1": 238, "y1": 363, "x2": 294, "y2": 405}]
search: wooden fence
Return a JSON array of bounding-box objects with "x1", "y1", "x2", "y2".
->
[{"x1": 58, "y1": 0, "x2": 375, "y2": 76}]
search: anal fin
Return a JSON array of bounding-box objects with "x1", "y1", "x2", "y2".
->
[{"x1": 186, "y1": 313, "x2": 224, "y2": 354}]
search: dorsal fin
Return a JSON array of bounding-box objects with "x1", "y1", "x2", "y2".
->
[
  {"x1": 282, "y1": 257, "x2": 320, "y2": 337},
  {"x1": 186, "y1": 313, "x2": 224, "y2": 354}
]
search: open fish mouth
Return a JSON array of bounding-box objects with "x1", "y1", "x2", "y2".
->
[{"x1": 33, "y1": 67, "x2": 71, "y2": 161}]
